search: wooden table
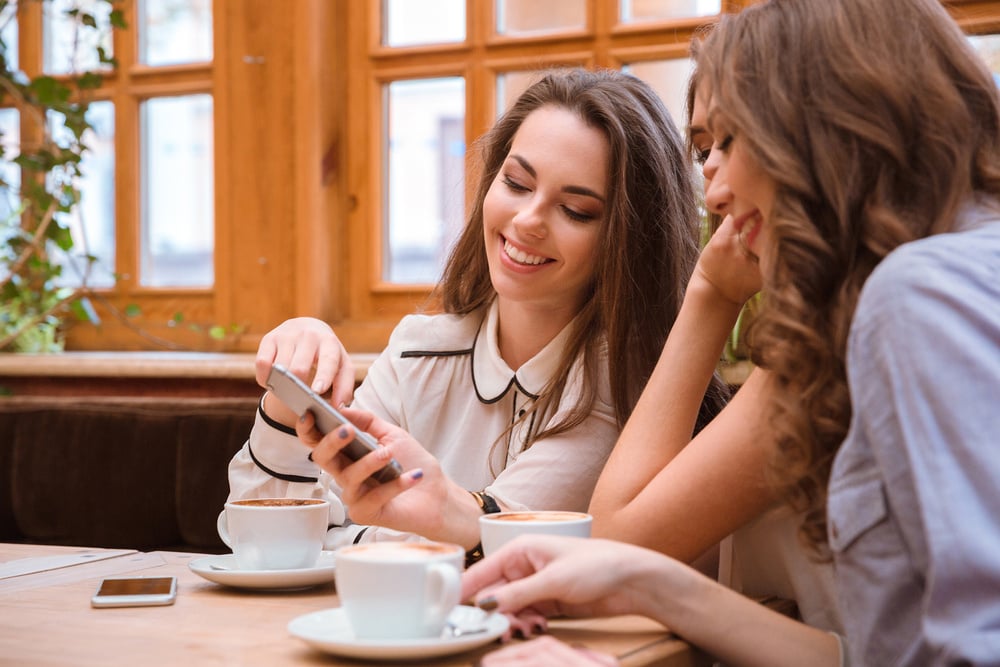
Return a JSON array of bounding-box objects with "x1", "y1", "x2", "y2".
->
[{"x1": 0, "y1": 543, "x2": 710, "y2": 666}]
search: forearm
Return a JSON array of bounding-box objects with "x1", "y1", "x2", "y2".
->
[
  {"x1": 637, "y1": 559, "x2": 839, "y2": 667},
  {"x1": 590, "y1": 278, "x2": 744, "y2": 529},
  {"x1": 591, "y1": 369, "x2": 777, "y2": 561}
]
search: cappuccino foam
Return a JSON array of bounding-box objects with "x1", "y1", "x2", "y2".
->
[
  {"x1": 486, "y1": 511, "x2": 590, "y2": 523},
  {"x1": 232, "y1": 498, "x2": 325, "y2": 508}
]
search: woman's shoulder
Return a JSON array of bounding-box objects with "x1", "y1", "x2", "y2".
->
[{"x1": 386, "y1": 309, "x2": 483, "y2": 355}]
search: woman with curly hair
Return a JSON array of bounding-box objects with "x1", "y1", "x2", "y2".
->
[{"x1": 464, "y1": 1, "x2": 1000, "y2": 664}]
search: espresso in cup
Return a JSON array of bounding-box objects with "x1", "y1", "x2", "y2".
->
[
  {"x1": 217, "y1": 497, "x2": 329, "y2": 571},
  {"x1": 479, "y1": 510, "x2": 592, "y2": 557},
  {"x1": 334, "y1": 541, "x2": 463, "y2": 640}
]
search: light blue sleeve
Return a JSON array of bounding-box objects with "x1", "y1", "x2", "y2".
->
[{"x1": 847, "y1": 230, "x2": 1000, "y2": 662}]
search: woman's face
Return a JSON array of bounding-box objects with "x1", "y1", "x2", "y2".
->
[
  {"x1": 693, "y1": 90, "x2": 777, "y2": 269},
  {"x1": 482, "y1": 105, "x2": 608, "y2": 317}
]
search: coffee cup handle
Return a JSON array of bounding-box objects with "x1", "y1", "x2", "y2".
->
[
  {"x1": 216, "y1": 510, "x2": 232, "y2": 548},
  {"x1": 425, "y1": 563, "x2": 461, "y2": 628}
]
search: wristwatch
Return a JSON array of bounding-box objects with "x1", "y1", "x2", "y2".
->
[{"x1": 466, "y1": 490, "x2": 501, "y2": 567}]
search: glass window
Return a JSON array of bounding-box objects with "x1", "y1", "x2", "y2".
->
[
  {"x1": 0, "y1": 3, "x2": 17, "y2": 71},
  {"x1": 383, "y1": 0, "x2": 465, "y2": 47},
  {"x1": 50, "y1": 101, "x2": 115, "y2": 288},
  {"x1": 42, "y1": 0, "x2": 114, "y2": 74},
  {"x1": 0, "y1": 109, "x2": 19, "y2": 226},
  {"x1": 497, "y1": 0, "x2": 586, "y2": 36},
  {"x1": 140, "y1": 94, "x2": 214, "y2": 287},
  {"x1": 496, "y1": 70, "x2": 544, "y2": 118},
  {"x1": 138, "y1": 0, "x2": 213, "y2": 66},
  {"x1": 620, "y1": 0, "x2": 721, "y2": 23},
  {"x1": 623, "y1": 58, "x2": 695, "y2": 133},
  {"x1": 969, "y1": 34, "x2": 1000, "y2": 82},
  {"x1": 384, "y1": 77, "x2": 465, "y2": 283}
]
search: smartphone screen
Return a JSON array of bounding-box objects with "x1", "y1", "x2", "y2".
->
[{"x1": 92, "y1": 576, "x2": 177, "y2": 608}]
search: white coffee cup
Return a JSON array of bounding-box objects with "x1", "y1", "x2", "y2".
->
[
  {"x1": 334, "y1": 541, "x2": 463, "y2": 640},
  {"x1": 479, "y1": 510, "x2": 592, "y2": 557},
  {"x1": 216, "y1": 498, "x2": 329, "y2": 570}
]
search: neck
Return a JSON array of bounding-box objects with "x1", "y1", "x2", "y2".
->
[{"x1": 495, "y1": 301, "x2": 576, "y2": 370}]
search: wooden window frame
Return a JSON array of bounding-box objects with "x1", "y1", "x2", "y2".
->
[{"x1": 43, "y1": 0, "x2": 1000, "y2": 355}]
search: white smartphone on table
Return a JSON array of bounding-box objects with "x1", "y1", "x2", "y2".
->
[
  {"x1": 265, "y1": 363, "x2": 402, "y2": 484},
  {"x1": 91, "y1": 576, "x2": 177, "y2": 608}
]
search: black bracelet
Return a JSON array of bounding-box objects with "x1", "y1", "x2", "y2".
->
[{"x1": 466, "y1": 491, "x2": 501, "y2": 568}]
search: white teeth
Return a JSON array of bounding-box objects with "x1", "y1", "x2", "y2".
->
[{"x1": 504, "y1": 240, "x2": 547, "y2": 265}]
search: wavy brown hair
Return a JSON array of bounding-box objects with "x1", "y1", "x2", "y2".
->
[
  {"x1": 436, "y1": 68, "x2": 729, "y2": 452},
  {"x1": 695, "y1": 0, "x2": 1000, "y2": 549}
]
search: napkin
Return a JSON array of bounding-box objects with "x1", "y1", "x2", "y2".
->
[{"x1": 0, "y1": 549, "x2": 136, "y2": 580}]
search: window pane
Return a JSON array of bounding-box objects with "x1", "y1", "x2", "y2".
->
[
  {"x1": 0, "y1": 109, "x2": 19, "y2": 226},
  {"x1": 496, "y1": 70, "x2": 543, "y2": 118},
  {"x1": 620, "y1": 0, "x2": 721, "y2": 23},
  {"x1": 384, "y1": 78, "x2": 465, "y2": 283},
  {"x1": 0, "y1": 4, "x2": 17, "y2": 70},
  {"x1": 138, "y1": 0, "x2": 212, "y2": 66},
  {"x1": 497, "y1": 0, "x2": 585, "y2": 36},
  {"x1": 969, "y1": 34, "x2": 1000, "y2": 83},
  {"x1": 50, "y1": 101, "x2": 116, "y2": 288},
  {"x1": 623, "y1": 58, "x2": 694, "y2": 134},
  {"x1": 383, "y1": 0, "x2": 465, "y2": 47},
  {"x1": 43, "y1": 0, "x2": 114, "y2": 74},
  {"x1": 140, "y1": 95, "x2": 214, "y2": 287}
]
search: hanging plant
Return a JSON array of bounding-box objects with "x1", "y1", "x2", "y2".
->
[{"x1": 0, "y1": 0, "x2": 124, "y2": 351}]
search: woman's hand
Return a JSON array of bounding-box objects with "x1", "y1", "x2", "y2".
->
[
  {"x1": 692, "y1": 214, "x2": 763, "y2": 307},
  {"x1": 255, "y1": 317, "x2": 356, "y2": 425},
  {"x1": 461, "y1": 535, "x2": 679, "y2": 622},
  {"x1": 297, "y1": 406, "x2": 480, "y2": 546},
  {"x1": 477, "y1": 636, "x2": 619, "y2": 666},
  {"x1": 255, "y1": 317, "x2": 355, "y2": 400}
]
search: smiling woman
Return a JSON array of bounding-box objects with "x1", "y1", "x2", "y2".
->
[{"x1": 225, "y1": 67, "x2": 729, "y2": 565}]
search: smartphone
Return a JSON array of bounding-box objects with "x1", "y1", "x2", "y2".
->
[
  {"x1": 266, "y1": 363, "x2": 402, "y2": 484},
  {"x1": 91, "y1": 576, "x2": 177, "y2": 608}
]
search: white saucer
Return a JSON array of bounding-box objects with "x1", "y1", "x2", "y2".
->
[
  {"x1": 288, "y1": 605, "x2": 509, "y2": 661},
  {"x1": 188, "y1": 552, "x2": 336, "y2": 590}
]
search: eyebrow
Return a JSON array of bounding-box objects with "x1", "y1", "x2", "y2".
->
[
  {"x1": 689, "y1": 126, "x2": 711, "y2": 143},
  {"x1": 510, "y1": 154, "x2": 606, "y2": 203}
]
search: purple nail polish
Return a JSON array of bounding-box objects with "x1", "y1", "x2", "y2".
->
[{"x1": 337, "y1": 426, "x2": 348, "y2": 438}]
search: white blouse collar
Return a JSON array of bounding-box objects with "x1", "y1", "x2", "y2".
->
[{"x1": 471, "y1": 299, "x2": 578, "y2": 402}]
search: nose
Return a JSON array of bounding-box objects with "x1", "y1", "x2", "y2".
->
[
  {"x1": 512, "y1": 195, "x2": 547, "y2": 238},
  {"x1": 702, "y1": 149, "x2": 731, "y2": 215}
]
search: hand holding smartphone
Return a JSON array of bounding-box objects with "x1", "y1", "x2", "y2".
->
[
  {"x1": 91, "y1": 576, "x2": 177, "y2": 608},
  {"x1": 266, "y1": 364, "x2": 402, "y2": 484}
]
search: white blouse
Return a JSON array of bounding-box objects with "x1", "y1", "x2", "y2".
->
[{"x1": 227, "y1": 300, "x2": 619, "y2": 549}]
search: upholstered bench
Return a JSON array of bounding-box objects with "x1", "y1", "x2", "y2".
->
[{"x1": 0, "y1": 395, "x2": 259, "y2": 553}]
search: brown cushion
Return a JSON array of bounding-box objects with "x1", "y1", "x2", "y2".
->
[{"x1": 0, "y1": 396, "x2": 257, "y2": 551}]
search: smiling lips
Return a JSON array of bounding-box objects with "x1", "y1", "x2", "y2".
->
[
  {"x1": 733, "y1": 211, "x2": 763, "y2": 250},
  {"x1": 504, "y1": 239, "x2": 551, "y2": 266}
]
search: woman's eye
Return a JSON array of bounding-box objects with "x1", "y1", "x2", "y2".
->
[
  {"x1": 695, "y1": 148, "x2": 711, "y2": 165},
  {"x1": 716, "y1": 135, "x2": 734, "y2": 152},
  {"x1": 562, "y1": 206, "x2": 595, "y2": 223},
  {"x1": 502, "y1": 175, "x2": 529, "y2": 192}
]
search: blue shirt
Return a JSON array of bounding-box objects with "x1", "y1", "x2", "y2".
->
[{"x1": 829, "y1": 198, "x2": 1000, "y2": 665}]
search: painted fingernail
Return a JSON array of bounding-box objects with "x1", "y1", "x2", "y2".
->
[
  {"x1": 408, "y1": 469, "x2": 424, "y2": 481},
  {"x1": 477, "y1": 596, "x2": 498, "y2": 611},
  {"x1": 307, "y1": 451, "x2": 314, "y2": 462},
  {"x1": 533, "y1": 623, "x2": 546, "y2": 635},
  {"x1": 511, "y1": 628, "x2": 524, "y2": 639},
  {"x1": 337, "y1": 427, "x2": 348, "y2": 438}
]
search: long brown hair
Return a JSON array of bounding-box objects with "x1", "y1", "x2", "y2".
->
[
  {"x1": 696, "y1": 0, "x2": 1000, "y2": 548},
  {"x1": 437, "y1": 68, "x2": 729, "y2": 448}
]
